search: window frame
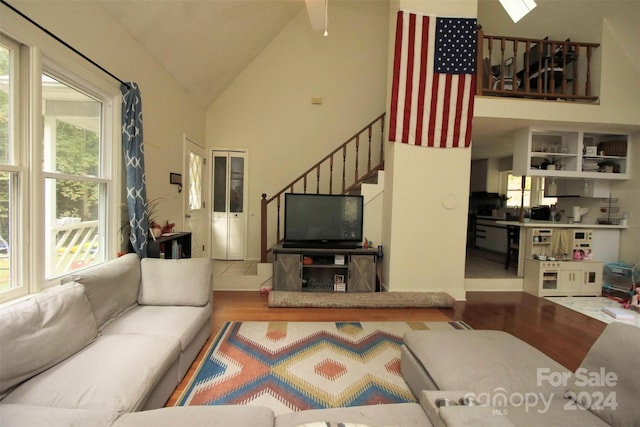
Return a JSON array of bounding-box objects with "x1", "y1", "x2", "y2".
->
[
  {"x1": 502, "y1": 171, "x2": 556, "y2": 209},
  {"x1": 0, "y1": 34, "x2": 26, "y2": 301}
]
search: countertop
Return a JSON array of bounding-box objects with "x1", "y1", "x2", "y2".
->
[{"x1": 495, "y1": 220, "x2": 627, "y2": 229}]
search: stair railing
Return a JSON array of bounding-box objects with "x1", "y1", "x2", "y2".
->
[{"x1": 260, "y1": 113, "x2": 385, "y2": 262}]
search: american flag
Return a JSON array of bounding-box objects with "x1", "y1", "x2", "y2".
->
[{"x1": 389, "y1": 11, "x2": 477, "y2": 148}]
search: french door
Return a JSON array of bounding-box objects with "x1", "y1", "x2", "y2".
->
[{"x1": 211, "y1": 150, "x2": 247, "y2": 260}]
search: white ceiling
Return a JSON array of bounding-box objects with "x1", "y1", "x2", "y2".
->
[
  {"x1": 97, "y1": 0, "x2": 305, "y2": 108},
  {"x1": 96, "y1": 0, "x2": 638, "y2": 159}
]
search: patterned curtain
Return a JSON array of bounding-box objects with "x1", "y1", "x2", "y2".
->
[{"x1": 121, "y1": 82, "x2": 148, "y2": 258}]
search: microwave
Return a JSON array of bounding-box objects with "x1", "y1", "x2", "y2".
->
[{"x1": 572, "y1": 229, "x2": 592, "y2": 250}]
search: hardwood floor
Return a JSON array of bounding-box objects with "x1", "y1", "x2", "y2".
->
[{"x1": 165, "y1": 290, "x2": 606, "y2": 406}]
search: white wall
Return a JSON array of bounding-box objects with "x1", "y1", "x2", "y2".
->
[
  {"x1": 615, "y1": 131, "x2": 640, "y2": 265},
  {"x1": 6, "y1": 0, "x2": 207, "y2": 232},
  {"x1": 206, "y1": 1, "x2": 390, "y2": 261},
  {"x1": 381, "y1": 0, "x2": 477, "y2": 300}
]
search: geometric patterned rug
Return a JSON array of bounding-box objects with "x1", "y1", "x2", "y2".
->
[
  {"x1": 545, "y1": 296, "x2": 640, "y2": 328},
  {"x1": 174, "y1": 321, "x2": 471, "y2": 415}
]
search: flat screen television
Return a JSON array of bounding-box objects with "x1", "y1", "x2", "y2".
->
[{"x1": 283, "y1": 193, "x2": 364, "y2": 249}]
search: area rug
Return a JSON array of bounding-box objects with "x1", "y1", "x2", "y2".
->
[
  {"x1": 174, "y1": 320, "x2": 471, "y2": 415},
  {"x1": 268, "y1": 291, "x2": 455, "y2": 308},
  {"x1": 545, "y1": 296, "x2": 640, "y2": 328}
]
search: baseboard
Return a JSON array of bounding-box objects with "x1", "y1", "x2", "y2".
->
[{"x1": 464, "y1": 277, "x2": 524, "y2": 292}]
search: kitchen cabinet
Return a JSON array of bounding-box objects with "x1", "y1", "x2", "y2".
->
[
  {"x1": 272, "y1": 245, "x2": 378, "y2": 292},
  {"x1": 524, "y1": 259, "x2": 603, "y2": 297},
  {"x1": 475, "y1": 217, "x2": 507, "y2": 254},
  {"x1": 513, "y1": 128, "x2": 629, "y2": 180},
  {"x1": 470, "y1": 159, "x2": 501, "y2": 193},
  {"x1": 544, "y1": 178, "x2": 612, "y2": 198}
]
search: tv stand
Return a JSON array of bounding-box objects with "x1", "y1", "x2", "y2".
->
[
  {"x1": 282, "y1": 241, "x2": 362, "y2": 249},
  {"x1": 272, "y1": 245, "x2": 378, "y2": 293}
]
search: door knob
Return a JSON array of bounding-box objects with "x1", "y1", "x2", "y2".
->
[{"x1": 185, "y1": 214, "x2": 192, "y2": 218}]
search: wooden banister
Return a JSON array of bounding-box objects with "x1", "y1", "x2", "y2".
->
[
  {"x1": 476, "y1": 31, "x2": 600, "y2": 101},
  {"x1": 260, "y1": 113, "x2": 385, "y2": 262}
]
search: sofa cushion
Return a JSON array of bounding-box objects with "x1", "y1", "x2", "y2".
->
[
  {"x1": 61, "y1": 253, "x2": 141, "y2": 329},
  {"x1": 403, "y1": 330, "x2": 570, "y2": 403},
  {"x1": 497, "y1": 397, "x2": 611, "y2": 427},
  {"x1": 101, "y1": 304, "x2": 211, "y2": 350},
  {"x1": 113, "y1": 405, "x2": 275, "y2": 427},
  {"x1": 0, "y1": 403, "x2": 119, "y2": 427},
  {"x1": 139, "y1": 257, "x2": 211, "y2": 306},
  {"x1": 274, "y1": 403, "x2": 431, "y2": 427},
  {"x1": 567, "y1": 322, "x2": 640, "y2": 427},
  {"x1": 2, "y1": 333, "x2": 180, "y2": 414},
  {"x1": 0, "y1": 282, "x2": 98, "y2": 396}
]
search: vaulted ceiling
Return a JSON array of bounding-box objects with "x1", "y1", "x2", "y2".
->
[
  {"x1": 95, "y1": 0, "x2": 638, "y2": 159},
  {"x1": 97, "y1": 0, "x2": 306, "y2": 108}
]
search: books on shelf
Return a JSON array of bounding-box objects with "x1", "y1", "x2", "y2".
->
[{"x1": 171, "y1": 240, "x2": 182, "y2": 259}]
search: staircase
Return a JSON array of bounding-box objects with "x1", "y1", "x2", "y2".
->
[{"x1": 260, "y1": 113, "x2": 386, "y2": 262}]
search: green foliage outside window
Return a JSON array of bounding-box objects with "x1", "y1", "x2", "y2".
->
[{"x1": 54, "y1": 121, "x2": 100, "y2": 220}]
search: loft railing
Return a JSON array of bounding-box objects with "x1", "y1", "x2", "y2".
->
[
  {"x1": 476, "y1": 27, "x2": 600, "y2": 101},
  {"x1": 260, "y1": 113, "x2": 385, "y2": 262}
]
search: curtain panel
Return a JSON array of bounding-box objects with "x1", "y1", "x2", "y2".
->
[{"x1": 121, "y1": 82, "x2": 149, "y2": 258}]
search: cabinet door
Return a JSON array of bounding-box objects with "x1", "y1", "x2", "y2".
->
[
  {"x1": 559, "y1": 269, "x2": 581, "y2": 295},
  {"x1": 581, "y1": 264, "x2": 603, "y2": 295},
  {"x1": 273, "y1": 253, "x2": 301, "y2": 291},
  {"x1": 348, "y1": 255, "x2": 376, "y2": 292}
]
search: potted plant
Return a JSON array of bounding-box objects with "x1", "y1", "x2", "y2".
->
[{"x1": 146, "y1": 197, "x2": 164, "y2": 239}]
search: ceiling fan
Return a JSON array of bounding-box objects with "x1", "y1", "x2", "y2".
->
[{"x1": 304, "y1": 0, "x2": 329, "y2": 36}]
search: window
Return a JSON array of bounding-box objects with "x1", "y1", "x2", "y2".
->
[
  {"x1": 0, "y1": 29, "x2": 120, "y2": 303},
  {"x1": 42, "y1": 73, "x2": 107, "y2": 278},
  {"x1": 503, "y1": 172, "x2": 557, "y2": 208}
]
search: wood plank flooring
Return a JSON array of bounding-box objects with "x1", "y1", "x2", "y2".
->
[{"x1": 165, "y1": 290, "x2": 606, "y2": 406}]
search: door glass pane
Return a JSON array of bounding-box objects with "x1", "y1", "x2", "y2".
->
[
  {"x1": 0, "y1": 172, "x2": 13, "y2": 292},
  {"x1": 213, "y1": 156, "x2": 227, "y2": 212},
  {"x1": 230, "y1": 157, "x2": 244, "y2": 213},
  {"x1": 41, "y1": 74, "x2": 101, "y2": 175},
  {"x1": 45, "y1": 178, "x2": 102, "y2": 278},
  {"x1": 188, "y1": 151, "x2": 202, "y2": 210}
]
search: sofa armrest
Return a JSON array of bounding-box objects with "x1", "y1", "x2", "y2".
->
[{"x1": 139, "y1": 258, "x2": 211, "y2": 306}]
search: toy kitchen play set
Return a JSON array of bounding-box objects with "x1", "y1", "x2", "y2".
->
[{"x1": 523, "y1": 225, "x2": 604, "y2": 297}]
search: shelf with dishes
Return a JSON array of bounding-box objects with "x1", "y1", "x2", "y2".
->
[{"x1": 514, "y1": 128, "x2": 629, "y2": 180}]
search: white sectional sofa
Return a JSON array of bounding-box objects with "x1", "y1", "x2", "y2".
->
[
  {"x1": 0, "y1": 254, "x2": 212, "y2": 426},
  {"x1": 0, "y1": 253, "x2": 434, "y2": 427},
  {"x1": 402, "y1": 322, "x2": 640, "y2": 426}
]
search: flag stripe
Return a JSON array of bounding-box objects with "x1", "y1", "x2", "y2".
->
[
  {"x1": 388, "y1": 11, "x2": 404, "y2": 141},
  {"x1": 401, "y1": 13, "x2": 416, "y2": 144},
  {"x1": 389, "y1": 11, "x2": 476, "y2": 148},
  {"x1": 465, "y1": 74, "x2": 476, "y2": 147},
  {"x1": 415, "y1": 15, "x2": 429, "y2": 146}
]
